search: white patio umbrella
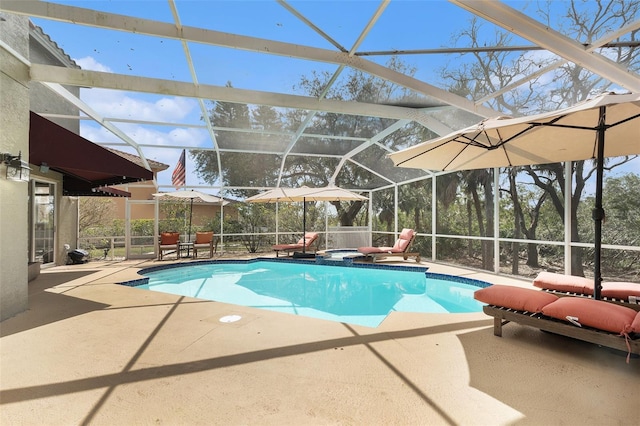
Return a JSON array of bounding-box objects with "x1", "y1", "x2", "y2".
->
[
  {"x1": 153, "y1": 190, "x2": 229, "y2": 242},
  {"x1": 245, "y1": 186, "x2": 368, "y2": 255},
  {"x1": 389, "y1": 92, "x2": 640, "y2": 299}
]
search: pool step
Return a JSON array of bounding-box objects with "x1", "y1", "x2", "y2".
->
[{"x1": 315, "y1": 250, "x2": 364, "y2": 266}]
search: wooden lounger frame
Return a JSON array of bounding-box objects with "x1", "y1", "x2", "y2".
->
[
  {"x1": 273, "y1": 244, "x2": 317, "y2": 257},
  {"x1": 483, "y1": 305, "x2": 640, "y2": 356},
  {"x1": 366, "y1": 250, "x2": 421, "y2": 263}
]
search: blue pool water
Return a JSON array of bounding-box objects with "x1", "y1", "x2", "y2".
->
[{"x1": 135, "y1": 260, "x2": 488, "y2": 327}]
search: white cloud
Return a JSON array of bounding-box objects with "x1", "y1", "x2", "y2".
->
[
  {"x1": 79, "y1": 124, "x2": 120, "y2": 144},
  {"x1": 80, "y1": 88, "x2": 197, "y2": 122},
  {"x1": 81, "y1": 122, "x2": 207, "y2": 147},
  {"x1": 73, "y1": 56, "x2": 212, "y2": 188},
  {"x1": 80, "y1": 121, "x2": 210, "y2": 188},
  {"x1": 75, "y1": 56, "x2": 112, "y2": 72},
  {"x1": 75, "y1": 56, "x2": 199, "y2": 122}
]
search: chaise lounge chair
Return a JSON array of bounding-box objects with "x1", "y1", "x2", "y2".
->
[
  {"x1": 158, "y1": 232, "x2": 180, "y2": 260},
  {"x1": 532, "y1": 271, "x2": 640, "y2": 308},
  {"x1": 272, "y1": 232, "x2": 319, "y2": 257},
  {"x1": 357, "y1": 228, "x2": 420, "y2": 263},
  {"x1": 474, "y1": 284, "x2": 640, "y2": 362},
  {"x1": 192, "y1": 231, "x2": 217, "y2": 259}
]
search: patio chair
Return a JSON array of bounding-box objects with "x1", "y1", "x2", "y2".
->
[
  {"x1": 158, "y1": 232, "x2": 180, "y2": 260},
  {"x1": 474, "y1": 284, "x2": 640, "y2": 362},
  {"x1": 192, "y1": 231, "x2": 217, "y2": 259},
  {"x1": 272, "y1": 232, "x2": 319, "y2": 257},
  {"x1": 357, "y1": 228, "x2": 420, "y2": 263}
]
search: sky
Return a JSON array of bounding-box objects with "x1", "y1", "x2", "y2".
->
[{"x1": 29, "y1": 0, "x2": 639, "y2": 192}]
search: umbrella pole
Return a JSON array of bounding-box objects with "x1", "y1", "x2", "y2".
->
[
  {"x1": 188, "y1": 198, "x2": 193, "y2": 244},
  {"x1": 592, "y1": 106, "x2": 606, "y2": 301},
  {"x1": 302, "y1": 197, "x2": 307, "y2": 253}
]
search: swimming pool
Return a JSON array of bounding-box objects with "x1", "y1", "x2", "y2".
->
[{"x1": 131, "y1": 259, "x2": 489, "y2": 327}]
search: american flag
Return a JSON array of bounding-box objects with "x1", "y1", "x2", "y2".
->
[{"x1": 171, "y1": 149, "x2": 186, "y2": 188}]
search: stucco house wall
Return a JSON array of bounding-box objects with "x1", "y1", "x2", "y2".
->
[
  {"x1": 1, "y1": 13, "x2": 83, "y2": 320},
  {"x1": 0, "y1": 14, "x2": 31, "y2": 320}
]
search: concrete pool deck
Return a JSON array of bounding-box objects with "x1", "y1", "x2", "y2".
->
[{"x1": 1, "y1": 255, "x2": 638, "y2": 425}]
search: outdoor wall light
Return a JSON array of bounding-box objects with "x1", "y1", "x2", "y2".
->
[{"x1": 2, "y1": 151, "x2": 31, "y2": 182}]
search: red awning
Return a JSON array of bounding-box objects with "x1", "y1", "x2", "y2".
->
[
  {"x1": 29, "y1": 112, "x2": 153, "y2": 196},
  {"x1": 93, "y1": 186, "x2": 132, "y2": 197}
]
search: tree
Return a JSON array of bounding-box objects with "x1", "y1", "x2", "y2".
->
[
  {"x1": 440, "y1": 0, "x2": 640, "y2": 275},
  {"x1": 462, "y1": 169, "x2": 495, "y2": 270},
  {"x1": 430, "y1": 169, "x2": 496, "y2": 270},
  {"x1": 158, "y1": 199, "x2": 190, "y2": 233},
  {"x1": 79, "y1": 197, "x2": 116, "y2": 234},
  {"x1": 192, "y1": 84, "x2": 282, "y2": 195},
  {"x1": 235, "y1": 203, "x2": 274, "y2": 253},
  {"x1": 601, "y1": 174, "x2": 640, "y2": 245},
  {"x1": 502, "y1": 169, "x2": 549, "y2": 273},
  {"x1": 399, "y1": 181, "x2": 429, "y2": 233},
  {"x1": 578, "y1": 173, "x2": 640, "y2": 279},
  {"x1": 192, "y1": 59, "x2": 424, "y2": 227}
]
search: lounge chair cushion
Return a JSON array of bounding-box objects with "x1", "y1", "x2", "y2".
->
[
  {"x1": 474, "y1": 285, "x2": 558, "y2": 313},
  {"x1": 632, "y1": 311, "x2": 640, "y2": 334},
  {"x1": 160, "y1": 232, "x2": 180, "y2": 245},
  {"x1": 392, "y1": 229, "x2": 414, "y2": 251},
  {"x1": 532, "y1": 271, "x2": 594, "y2": 294},
  {"x1": 358, "y1": 229, "x2": 415, "y2": 254},
  {"x1": 601, "y1": 282, "x2": 640, "y2": 299},
  {"x1": 273, "y1": 243, "x2": 300, "y2": 250},
  {"x1": 399, "y1": 228, "x2": 414, "y2": 240},
  {"x1": 290, "y1": 232, "x2": 318, "y2": 247},
  {"x1": 273, "y1": 233, "x2": 318, "y2": 253},
  {"x1": 541, "y1": 297, "x2": 637, "y2": 334},
  {"x1": 195, "y1": 231, "x2": 213, "y2": 244},
  {"x1": 533, "y1": 272, "x2": 640, "y2": 301},
  {"x1": 358, "y1": 246, "x2": 393, "y2": 254},
  {"x1": 393, "y1": 240, "x2": 409, "y2": 251}
]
